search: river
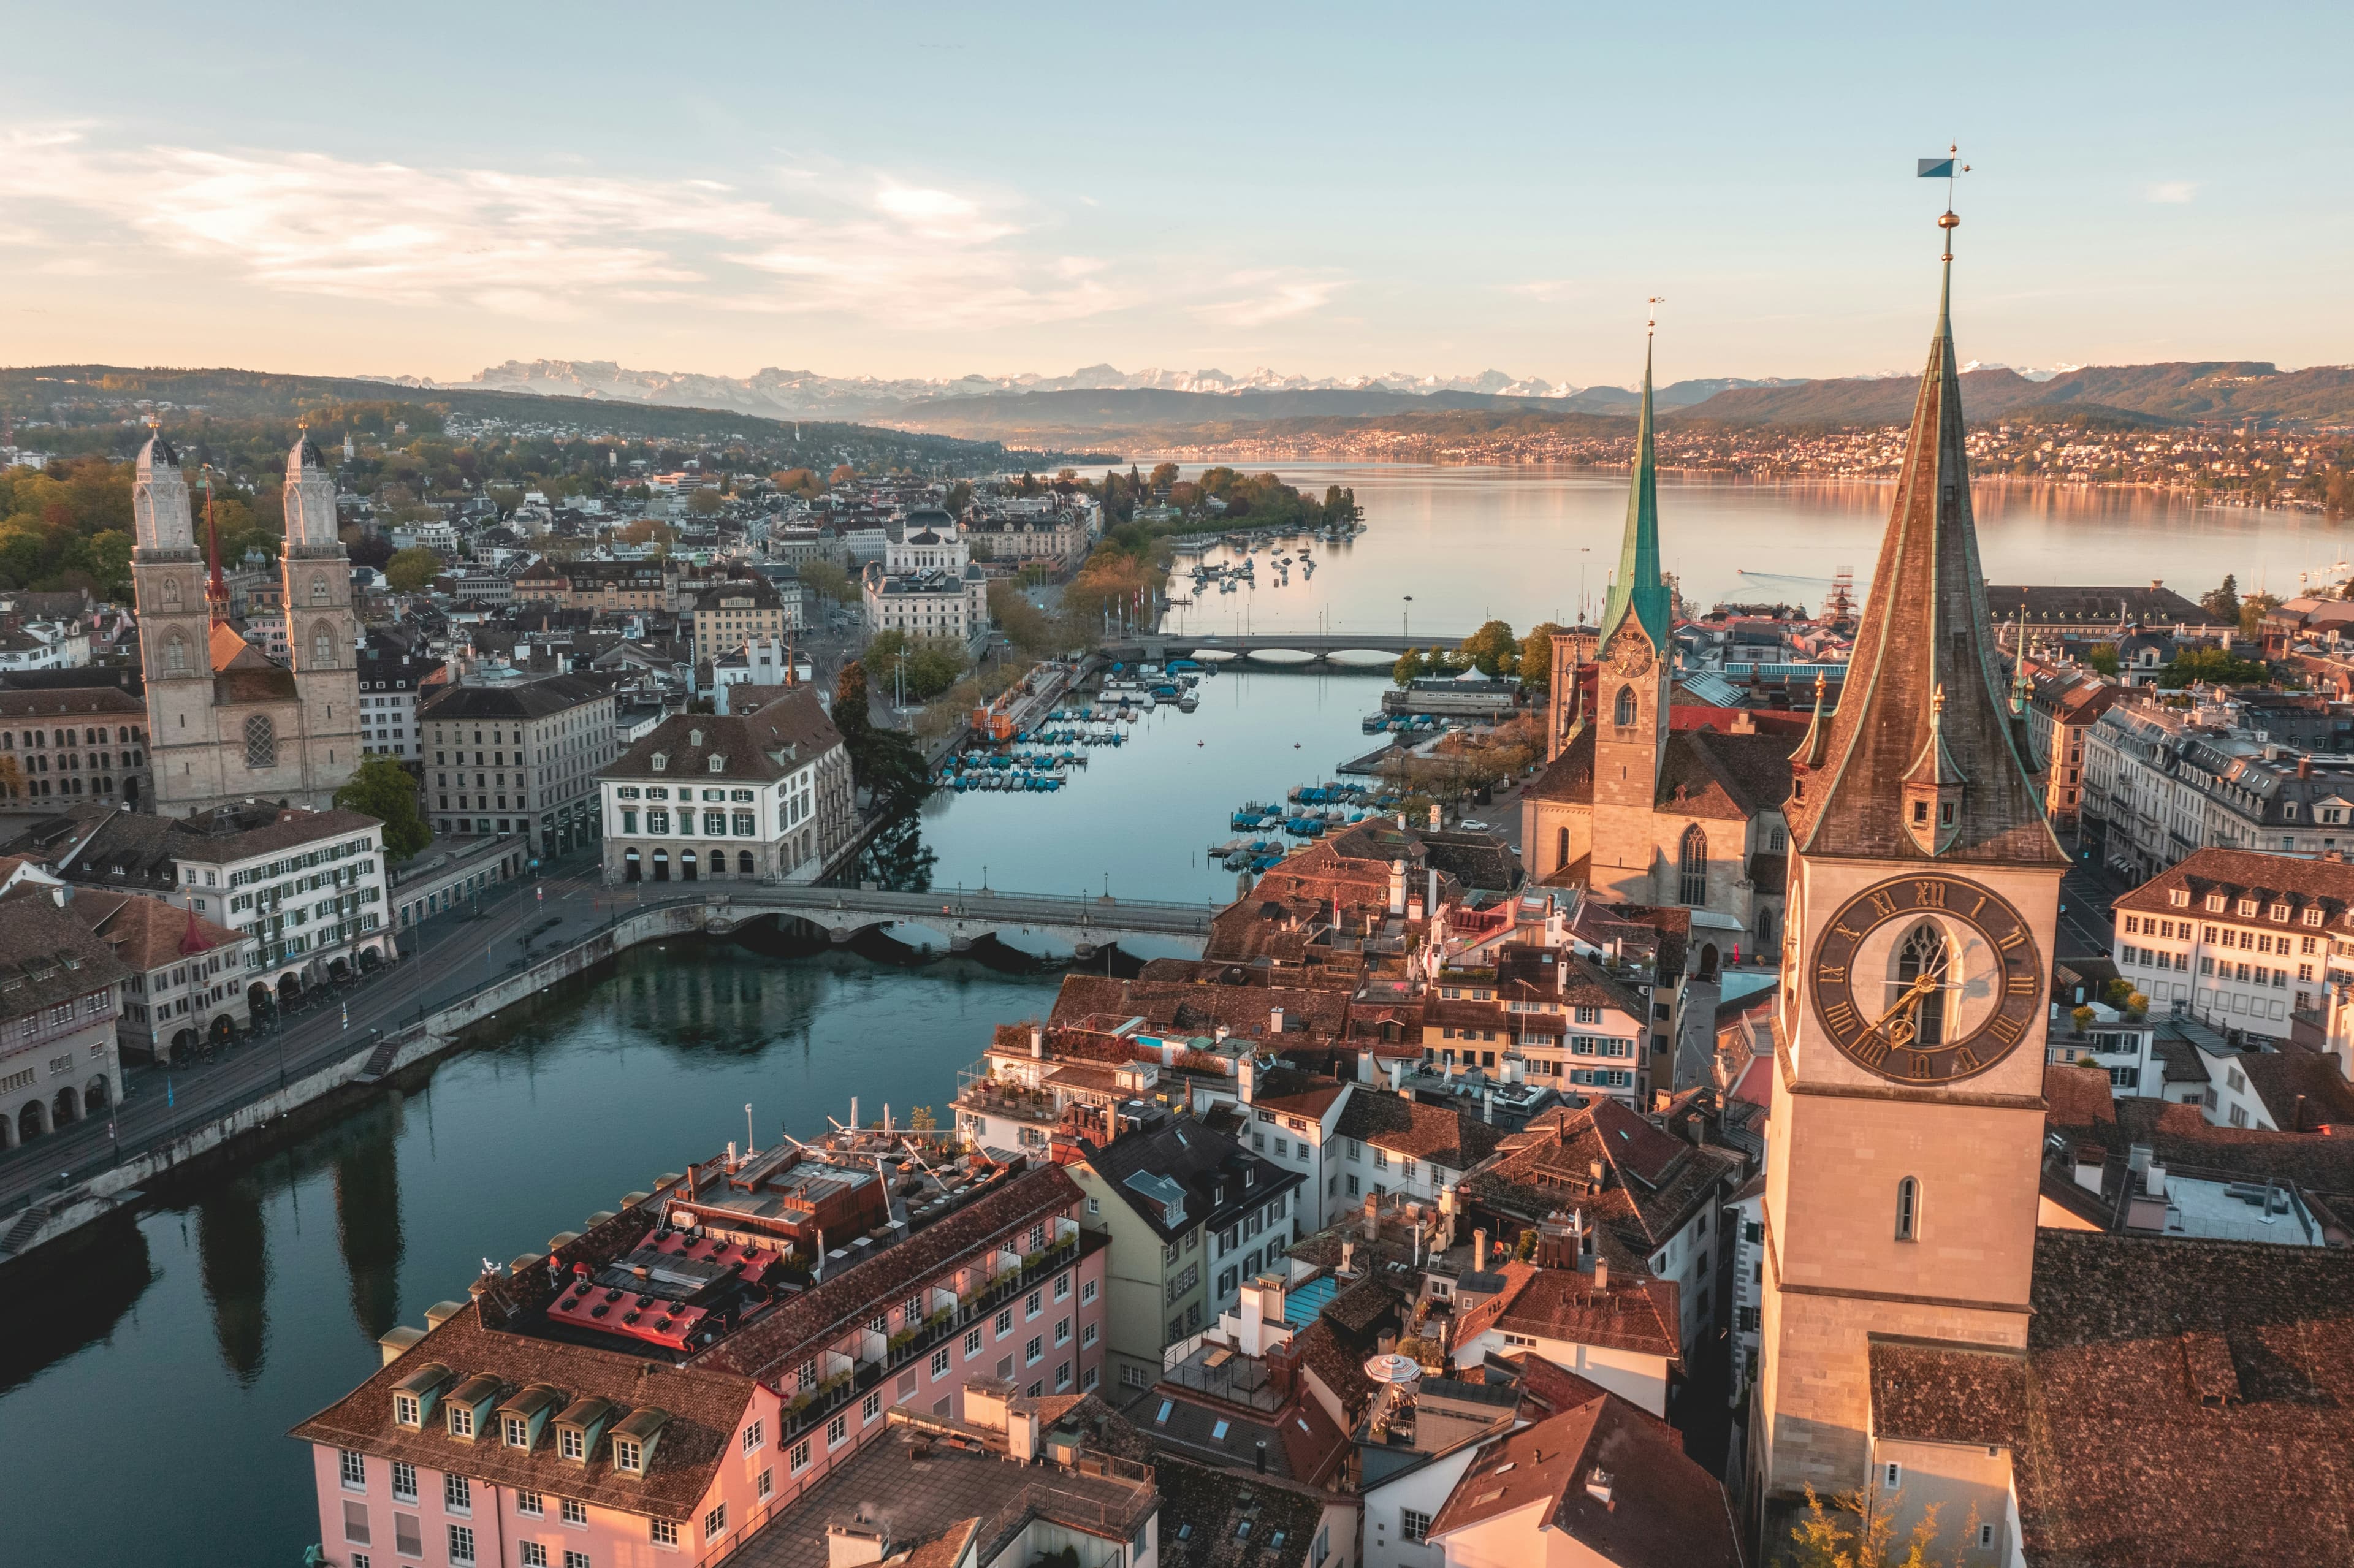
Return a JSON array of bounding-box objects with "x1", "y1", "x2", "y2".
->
[{"x1": 0, "y1": 471, "x2": 2330, "y2": 1562}]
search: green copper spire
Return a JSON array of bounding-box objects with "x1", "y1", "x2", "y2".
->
[{"x1": 1598, "y1": 330, "x2": 1671, "y2": 650}]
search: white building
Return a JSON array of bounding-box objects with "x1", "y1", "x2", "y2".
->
[
  {"x1": 356, "y1": 648, "x2": 441, "y2": 759},
  {"x1": 598, "y1": 688, "x2": 853, "y2": 885},
  {"x1": 2083, "y1": 698, "x2": 2354, "y2": 881},
  {"x1": 75, "y1": 889, "x2": 259, "y2": 1064},
  {"x1": 2106, "y1": 845, "x2": 2354, "y2": 1039},
  {"x1": 861, "y1": 522, "x2": 989, "y2": 645},
  {"x1": 0, "y1": 620, "x2": 92, "y2": 671},
  {"x1": 175, "y1": 805, "x2": 395, "y2": 1000}
]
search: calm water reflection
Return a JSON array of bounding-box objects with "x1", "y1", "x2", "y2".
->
[{"x1": 0, "y1": 944, "x2": 1057, "y2": 1568}]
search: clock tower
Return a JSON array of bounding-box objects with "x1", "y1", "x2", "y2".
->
[
  {"x1": 1753, "y1": 234, "x2": 2068, "y2": 1504},
  {"x1": 1588, "y1": 329, "x2": 1674, "y2": 899}
]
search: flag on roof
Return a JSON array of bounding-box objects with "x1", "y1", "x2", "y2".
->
[{"x1": 1918, "y1": 156, "x2": 1957, "y2": 178}]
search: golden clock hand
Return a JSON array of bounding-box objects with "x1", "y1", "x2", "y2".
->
[{"x1": 1864, "y1": 973, "x2": 1933, "y2": 1038}]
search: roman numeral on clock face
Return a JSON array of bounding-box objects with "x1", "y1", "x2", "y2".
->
[
  {"x1": 1953, "y1": 1046, "x2": 1980, "y2": 1073},
  {"x1": 1996, "y1": 926, "x2": 2027, "y2": 951},
  {"x1": 1913, "y1": 880, "x2": 1946, "y2": 908},
  {"x1": 1868, "y1": 890, "x2": 1899, "y2": 919},
  {"x1": 1910, "y1": 1054, "x2": 1935, "y2": 1079},
  {"x1": 2006, "y1": 975, "x2": 2037, "y2": 995},
  {"x1": 1989, "y1": 1014, "x2": 2025, "y2": 1045},
  {"x1": 1851, "y1": 1033, "x2": 1890, "y2": 1068},
  {"x1": 1817, "y1": 964, "x2": 1846, "y2": 986},
  {"x1": 1823, "y1": 1001, "x2": 1858, "y2": 1038}
]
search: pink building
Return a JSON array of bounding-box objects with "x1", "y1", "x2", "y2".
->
[{"x1": 295, "y1": 1161, "x2": 1108, "y2": 1567}]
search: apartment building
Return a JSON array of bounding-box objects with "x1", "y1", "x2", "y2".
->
[
  {"x1": 692, "y1": 573, "x2": 797, "y2": 655},
  {"x1": 421, "y1": 673, "x2": 618, "y2": 856},
  {"x1": 861, "y1": 523, "x2": 989, "y2": 645},
  {"x1": 294, "y1": 1160, "x2": 1110, "y2": 1568},
  {"x1": 598, "y1": 688, "x2": 853, "y2": 884},
  {"x1": 2109, "y1": 845, "x2": 2354, "y2": 1041},
  {"x1": 0, "y1": 688, "x2": 151, "y2": 811},
  {"x1": 965, "y1": 496, "x2": 1099, "y2": 576},
  {"x1": 178, "y1": 805, "x2": 394, "y2": 998},
  {"x1": 0, "y1": 884, "x2": 131, "y2": 1151},
  {"x1": 355, "y1": 647, "x2": 443, "y2": 760},
  {"x1": 1426, "y1": 946, "x2": 1649, "y2": 1109},
  {"x1": 2014, "y1": 659, "x2": 2120, "y2": 829},
  {"x1": 74, "y1": 888, "x2": 257, "y2": 1063},
  {"x1": 2084, "y1": 698, "x2": 2354, "y2": 881},
  {"x1": 1051, "y1": 1102, "x2": 1302, "y2": 1396}
]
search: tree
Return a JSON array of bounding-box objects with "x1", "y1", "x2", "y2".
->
[
  {"x1": 333, "y1": 756, "x2": 432, "y2": 862},
  {"x1": 687, "y1": 486, "x2": 725, "y2": 517},
  {"x1": 867, "y1": 630, "x2": 970, "y2": 702},
  {"x1": 832, "y1": 660, "x2": 931, "y2": 805},
  {"x1": 2158, "y1": 647, "x2": 2270, "y2": 687},
  {"x1": 1518, "y1": 622, "x2": 1567, "y2": 690},
  {"x1": 1458, "y1": 619, "x2": 1519, "y2": 678},
  {"x1": 2085, "y1": 642, "x2": 2120, "y2": 676},
  {"x1": 801, "y1": 559, "x2": 859, "y2": 606},
  {"x1": 384, "y1": 546, "x2": 442, "y2": 593},
  {"x1": 2239, "y1": 591, "x2": 2279, "y2": 640},
  {"x1": 1393, "y1": 648, "x2": 1424, "y2": 687},
  {"x1": 908, "y1": 1106, "x2": 938, "y2": 1132},
  {"x1": 2200, "y1": 574, "x2": 2241, "y2": 623}
]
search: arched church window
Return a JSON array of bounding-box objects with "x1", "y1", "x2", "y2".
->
[
  {"x1": 1894, "y1": 921, "x2": 1949, "y2": 1046},
  {"x1": 163, "y1": 635, "x2": 188, "y2": 674},
  {"x1": 310, "y1": 574, "x2": 330, "y2": 606},
  {"x1": 160, "y1": 577, "x2": 181, "y2": 610},
  {"x1": 244, "y1": 715, "x2": 276, "y2": 770},
  {"x1": 1894, "y1": 1176, "x2": 1920, "y2": 1242},
  {"x1": 1678, "y1": 824, "x2": 1708, "y2": 906},
  {"x1": 1614, "y1": 684, "x2": 1637, "y2": 727},
  {"x1": 311, "y1": 626, "x2": 335, "y2": 666}
]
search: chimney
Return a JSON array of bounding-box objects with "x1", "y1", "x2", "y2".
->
[
  {"x1": 1482, "y1": 1087, "x2": 1495, "y2": 1125},
  {"x1": 1387, "y1": 1058, "x2": 1405, "y2": 1092},
  {"x1": 2301, "y1": 756, "x2": 2313, "y2": 780},
  {"x1": 1428, "y1": 802, "x2": 1442, "y2": 832},
  {"x1": 1388, "y1": 859, "x2": 1407, "y2": 916},
  {"x1": 1363, "y1": 1190, "x2": 1381, "y2": 1241},
  {"x1": 1473, "y1": 1228, "x2": 1489, "y2": 1274},
  {"x1": 1254, "y1": 1440, "x2": 1268, "y2": 1474},
  {"x1": 1341, "y1": 1238, "x2": 1357, "y2": 1274},
  {"x1": 1428, "y1": 867, "x2": 1439, "y2": 913},
  {"x1": 1585, "y1": 1468, "x2": 1614, "y2": 1507},
  {"x1": 1270, "y1": 1005, "x2": 1287, "y2": 1036},
  {"x1": 2146, "y1": 1162, "x2": 2168, "y2": 1199},
  {"x1": 1591, "y1": 1256, "x2": 1609, "y2": 1290},
  {"x1": 1007, "y1": 1404, "x2": 1041, "y2": 1463},
  {"x1": 1030, "y1": 1024, "x2": 1044, "y2": 1059},
  {"x1": 1358, "y1": 1051, "x2": 1376, "y2": 1084},
  {"x1": 828, "y1": 1525, "x2": 891, "y2": 1568},
  {"x1": 2073, "y1": 1146, "x2": 2105, "y2": 1194},
  {"x1": 1239, "y1": 1052, "x2": 1259, "y2": 1104}
]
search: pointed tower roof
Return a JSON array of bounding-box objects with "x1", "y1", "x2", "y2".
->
[
  {"x1": 1596, "y1": 337, "x2": 1671, "y2": 652},
  {"x1": 1785, "y1": 258, "x2": 2065, "y2": 866},
  {"x1": 1790, "y1": 669, "x2": 1833, "y2": 770}
]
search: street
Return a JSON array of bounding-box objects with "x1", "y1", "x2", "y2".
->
[{"x1": 0, "y1": 848, "x2": 624, "y2": 1219}]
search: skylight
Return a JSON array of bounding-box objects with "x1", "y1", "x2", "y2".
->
[
  {"x1": 1211, "y1": 1420, "x2": 1230, "y2": 1441},
  {"x1": 1156, "y1": 1401, "x2": 1173, "y2": 1425}
]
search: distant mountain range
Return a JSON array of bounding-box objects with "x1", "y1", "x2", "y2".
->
[
  {"x1": 410, "y1": 357, "x2": 2354, "y2": 440},
  {"x1": 409, "y1": 359, "x2": 1799, "y2": 424}
]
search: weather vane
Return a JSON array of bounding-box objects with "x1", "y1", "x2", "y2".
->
[
  {"x1": 1645, "y1": 295, "x2": 1665, "y2": 336},
  {"x1": 1917, "y1": 143, "x2": 1971, "y2": 261}
]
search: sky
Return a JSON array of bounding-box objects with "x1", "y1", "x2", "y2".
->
[{"x1": 5, "y1": 1, "x2": 2348, "y2": 390}]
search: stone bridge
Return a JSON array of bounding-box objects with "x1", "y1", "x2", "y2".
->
[
  {"x1": 689, "y1": 883, "x2": 1216, "y2": 958},
  {"x1": 1099, "y1": 631, "x2": 1471, "y2": 666}
]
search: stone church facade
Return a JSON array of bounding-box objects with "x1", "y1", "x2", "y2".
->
[
  {"x1": 132, "y1": 430, "x2": 362, "y2": 815},
  {"x1": 1517, "y1": 345, "x2": 1797, "y2": 972}
]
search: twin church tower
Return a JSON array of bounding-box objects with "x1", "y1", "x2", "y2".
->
[
  {"x1": 1583, "y1": 238, "x2": 2065, "y2": 1506},
  {"x1": 130, "y1": 428, "x2": 362, "y2": 813}
]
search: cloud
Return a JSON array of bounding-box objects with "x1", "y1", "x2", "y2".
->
[
  {"x1": 2144, "y1": 180, "x2": 2197, "y2": 204},
  {"x1": 1503, "y1": 278, "x2": 1579, "y2": 303},
  {"x1": 0, "y1": 123, "x2": 1124, "y2": 328},
  {"x1": 1194, "y1": 272, "x2": 1345, "y2": 327}
]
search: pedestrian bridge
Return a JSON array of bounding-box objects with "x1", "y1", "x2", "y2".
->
[
  {"x1": 686, "y1": 883, "x2": 1216, "y2": 957},
  {"x1": 1100, "y1": 632, "x2": 1469, "y2": 666}
]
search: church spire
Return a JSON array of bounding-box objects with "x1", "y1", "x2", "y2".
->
[
  {"x1": 201, "y1": 466, "x2": 230, "y2": 627},
  {"x1": 1785, "y1": 234, "x2": 2063, "y2": 866},
  {"x1": 1791, "y1": 668, "x2": 1832, "y2": 770},
  {"x1": 1597, "y1": 305, "x2": 1670, "y2": 652}
]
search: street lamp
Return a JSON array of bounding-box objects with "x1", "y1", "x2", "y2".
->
[
  {"x1": 1401, "y1": 596, "x2": 1413, "y2": 641},
  {"x1": 1578, "y1": 548, "x2": 1592, "y2": 625}
]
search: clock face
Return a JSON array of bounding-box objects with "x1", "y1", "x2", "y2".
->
[
  {"x1": 1607, "y1": 626, "x2": 1654, "y2": 678},
  {"x1": 1808, "y1": 874, "x2": 2043, "y2": 1084}
]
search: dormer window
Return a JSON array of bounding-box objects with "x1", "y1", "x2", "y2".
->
[
  {"x1": 614, "y1": 1437, "x2": 642, "y2": 1473},
  {"x1": 709, "y1": 755, "x2": 725, "y2": 772},
  {"x1": 2304, "y1": 908, "x2": 2325, "y2": 927},
  {"x1": 2206, "y1": 894, "x2": 2226, "y2": 913},
  {"x1": 689, "y1": 728, "x2": 704, "y2": 746},
  {"x1": 2237, "y1": 899, "x2": 2259, "y2": 917},
  {"x1": 505, "y1": 1416, "x2": 530, "y2": 1448},
  {"x1": 651, "y1": 754, "x2": 667, "y2": 771},
  {"x1": 2169, "y1": 889, "x2": 2190, "y2": 908},
  {"x1": 2270, "y1": 903, "x2": 2292, "y2": 923},
  {"x1": 449, "y1": 1404, "x2": 474, "y2": 1438},
  {"x1": 395, "y1": 1393, "x2": 421, "y2": 1428},
  {"x1": 560, "y1": 1428, "x2": 583, "y2": 1461}
]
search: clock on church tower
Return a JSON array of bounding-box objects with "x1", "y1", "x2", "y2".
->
[{"x1": 1752, "y1": 237, "x2": 2070, "y2": 1509}]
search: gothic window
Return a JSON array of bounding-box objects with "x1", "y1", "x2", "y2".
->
[
  {"x1": 245, "y1": 715, "x2": 276, "y2": 770},
  {"x1": 1894, "y1": 1176, "x2": 1920, "y2": 1242},
  {"x1": 160, "y1": 577, "x2": 182, "y2": 610},
  {"x1": 1894, "y1": 922, "x2": 1949, "y2": 1047},
  {"x1": 1677, "y1": 824, "x2": 1708, "y2": 906},
  {"x1": 310, "y1": 574, "x2": 330, "y2": 605},
  {"x1": 311, "y1": 625, "x2": 335, "y2": 666},
  {"x1": 1614, "y1": 684, "x2": 1637, "y2": 727},
  {"x1": 163, "y1": 634, "x2": 189, "y2": 674}
]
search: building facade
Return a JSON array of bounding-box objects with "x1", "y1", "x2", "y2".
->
[
  {"x1": 356, "y1": 647, "x2": 443, "y2": 761},
  {"x1": 0, "y1": 885, "x2": 131, "y2": 1151},
  {"x1": 420, "y1": 674, "x2": 617, "y2": 856},
  {"x1": 598, "y1": 689, "x2": 852, "y2": 885},
  {"x1": 173, "y1": 805, "x2": 395, "y2": 1001},
  {"x1": 0, "y1": 688, "x2": 151, "y2": 811},
  {"x1": 2081, "y1": 697, "x2": 2354, "y2": 881}
]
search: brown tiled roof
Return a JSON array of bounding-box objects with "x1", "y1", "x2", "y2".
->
[
  {"x1": 2238, "y1": 1051, "x2": 2354, "y2": 1131},
  {"x1": 1867, "y1": 1339, "x2": 2027, "y2": 1448},
  {"x1": 1449, "y1": 1261, "x2": 1681, "y2": 1363},
  {"x1": 0, "y1": 886, "x2": 135, "y2": 1021},
  {"x1": 694, "y1": 1165, "x2": 1083, "y2": 1382},
  {"x1": 214, "y1": 666, "x2": 299, "y2": 704},
  {"x1": 1522, "y1": 726, "x2": 1594, "y2": 804},
  {"x1": 0, "y1": 687, "x2": 144, "y2": 718},
  {"x1": 1659, "y1": 728, "x2": 1794, "y2": 820},
  {"x1": 173, "y1": 805, "x2": 382, "y2": 863},
  {"x1": 1426, "y1": 1393, "x2": 1739, "y2": 1568},
  {"x1": 1463, "y1": 1100, "x2": 1739, "y2": 1270},
  {"x1": 417, "y1": 672, "x2": 615, "y2": 722},
  {"x1": 1156, "y1": 1453, "x2": 1330, "y2": 1568},
  {"x1": 2112, "y1": 846, "x2": 2354, "y2": 933},
  {"x1": 74, "y1": 889, "x2": 246, "y2": 970},
  {"x1": 1251, "y1": 1067, "x2": 1346, "y2": 1117},
  {"x1": 2043, "y1": 1063, "x2": 2119, "y2": 1131},
  {"x1": 603, "y1": 687, "x2": 844, "y2": 785},
  {"x1": 1335, "y1": 1092, "x2": 1503, "y2": 1170},
  {"x1": 289, "y1": 1298, "x2": 757, "y2": 1522},
  {"x1": 1963, "y1": 1231, "x2": 2354, "y2": 1567}
]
